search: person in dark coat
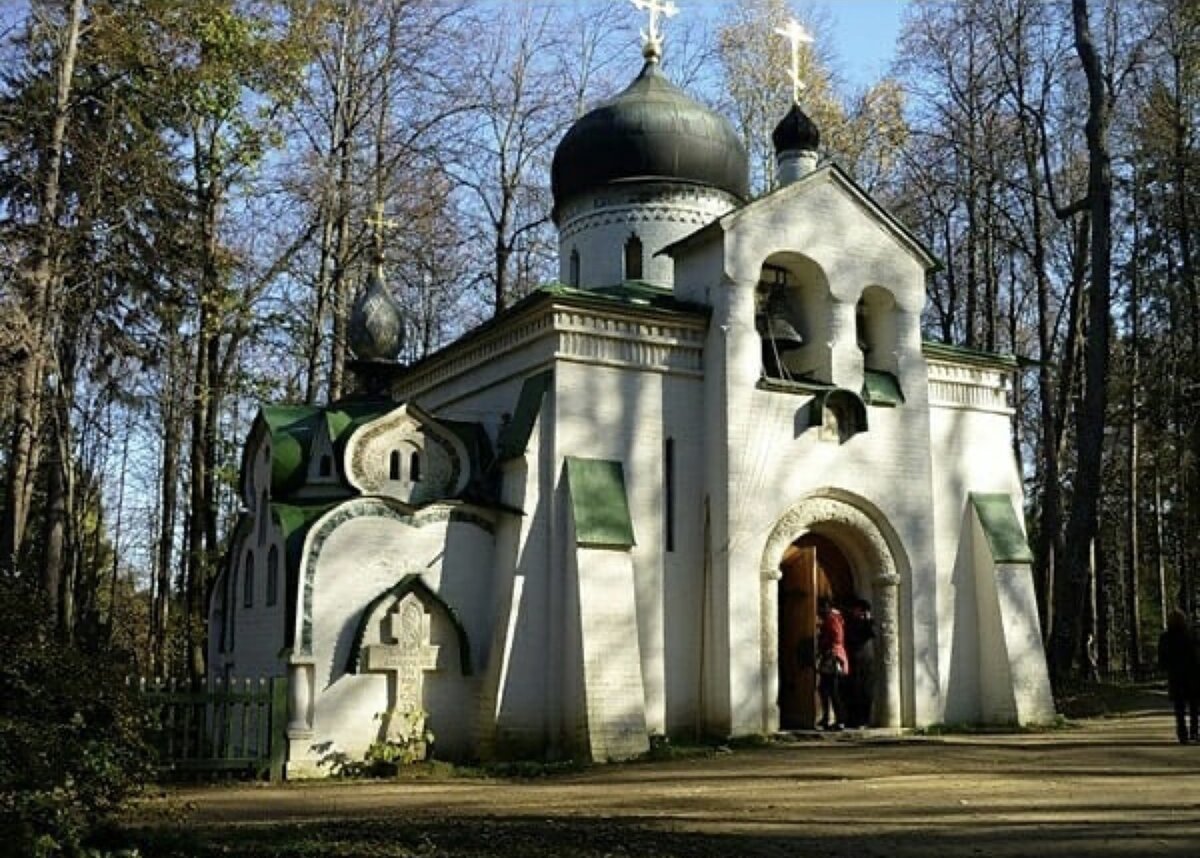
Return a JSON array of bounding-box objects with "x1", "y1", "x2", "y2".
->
[
  {"x1": 1158, "y1": 609, "x2": 1200, "y2": 744},
  {"x1": 844, "y1": 598, "x2": 876, "y2": 728}
]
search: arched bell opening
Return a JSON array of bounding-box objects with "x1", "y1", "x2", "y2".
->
[{"x1": 754, "y1": 253, "x2": 832, "y2": 384}]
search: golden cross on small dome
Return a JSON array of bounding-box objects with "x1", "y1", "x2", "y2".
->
[
  {"x1": 775, "y1": 17, "x2": 814, "y2": 104},
  {"x1": 365, "y1": 200, "x2": 398, "y2": 265},
  {"x1": 630, "y1": 0, "x2": 679, "y2": 62}
]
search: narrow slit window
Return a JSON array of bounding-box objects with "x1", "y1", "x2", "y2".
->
[
  {"x1": 390, "y1": 450, "x2": 402, "y2": 481},
  {"x1": 410, "y1": 451, "x2": 421, "y2": 482},
  {"x1": 664, "y1": 437, "x2": 675, "y2": 553},
  {"x1": 266, "y1": 546, "x2": 279, "y2": 607},
  {"x1": 624, "y1": 234, "x2": 643, "y2": 281},
  {"x1": 569, "y1": 248, "x2": 581, "y2": 287},
  {"x1": 243, "y1": 552, "x2": 255, "y2": 608},
  {"x1": 227, "y1": 571, "x2": 236, "y2": 650},
  {"x1": 319, "y1": 455, "x2": 332, "y2": 477},
  {"x1": 258, "y1": 491, "x2": 269, "y2": 545}
]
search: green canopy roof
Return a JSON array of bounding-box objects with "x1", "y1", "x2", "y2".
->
[
  {"x1": 970, "y1": 493, "x2": 1034, "y2": 564},
  {"x1": 566, "y1": 457, "x2": 635, "y2": 548}
]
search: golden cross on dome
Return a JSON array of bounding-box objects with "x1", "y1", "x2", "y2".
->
[
  {"x1": 365, "y1": 200, "x2": 398, "y2": 265},
  {"x1": 775, "y1": 17, "x2": 814, "y2": 104},
  {"x1": 630, "y1": 0, "x2": 679, "y2": 62}
]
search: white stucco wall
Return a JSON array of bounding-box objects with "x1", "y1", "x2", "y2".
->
[
  {"x1": 553, "y1": 359, "x2": 706, "y2": 740},
  {"x1": 927, "y1": 364, "x2": 1028, "y2": 724},
  {"x1": 300, "y1": 505, "x2": 495, "y2": 762}
]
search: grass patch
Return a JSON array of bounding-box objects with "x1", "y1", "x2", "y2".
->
[
  {"x1": 914, "y1": 714, "x2": 1075, "y2": 736},
  {"x1": 1055, "y1": 680, "x2": 1168, "y2": 719}
]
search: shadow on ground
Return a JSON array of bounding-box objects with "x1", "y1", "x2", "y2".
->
[{"x1": 113, "y1": 811, "x2": 1200, "y2": 858}]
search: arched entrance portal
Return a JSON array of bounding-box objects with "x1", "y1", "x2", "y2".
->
[
  {"x1": 760, "y1": 491, "x2": 904, "y2": 733},
  {"x1": 778, "y1": 534, "x2": 855, "y2": 729}
]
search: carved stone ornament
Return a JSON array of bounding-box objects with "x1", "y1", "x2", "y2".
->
[{"x1": 343, "y1": 404, "x2": 468, "y2": 503}]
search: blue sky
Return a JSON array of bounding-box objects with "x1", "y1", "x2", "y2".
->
[{"x1": 820, "y1": 0, "x2": 910, "y2": 89}]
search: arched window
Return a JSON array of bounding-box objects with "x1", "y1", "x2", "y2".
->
[
  {"x1": 318, "y1": 455, "x2": 332, "y2": 477},
  {"x1": 389, "y1": 450, "x2": 402, "y2": 481},
  {"x1": 623, "y1": 234, "x2": 643, "y2": 281},
  {"x1": 243, "y1": 552, "x2": 255, "y2": 608},
  {"x1": 569, "y1": 248, "x2": 581, "y2": 287},
  {"x1": 410, "y1": 451, "x2": 421, "y2": 482},
  {"x1": 266, "y1": 546, "x2": 279, "y2": 607}
]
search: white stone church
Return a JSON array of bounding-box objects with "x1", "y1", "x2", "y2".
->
[{"x1": 209, "y1": 15, "x2": 1054, "y2": 775}]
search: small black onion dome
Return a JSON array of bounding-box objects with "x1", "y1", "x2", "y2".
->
[
  {"x1": 348, "y1": 265, "x2": 405, "y2": 362},
  {"x1": 772, "y1": 102, "x2": 820, "y2": 154},
  {"x1": 551, "y1": 62, "x2": 749, "y2": 215}
]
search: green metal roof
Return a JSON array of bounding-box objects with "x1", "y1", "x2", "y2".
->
[
  {"x1": 539, "y1": 280, "x2": 709, "y2": 315},
  {"x1": 862, "y1": 369, "x2": 905, "y2": 407},
  {"x1": 969, "y1": 493, "x2": 1034, "y2": 564},
  {"x1": 922, "y1": 341, "x2": 1019, "y2": 371},
  {"x1": 325, "y1": 401, "x2": 394, "y2": 449},
  {"x1": 261, "y1": 405, "x2": 322, "y2": 495},
  {"x1": 565, "y1": 457, "x2": 635, "y2": 548}
]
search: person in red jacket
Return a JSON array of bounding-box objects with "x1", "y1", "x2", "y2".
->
[{"x1": 816, "y1": 597, "x2": 848, "y2": 731}]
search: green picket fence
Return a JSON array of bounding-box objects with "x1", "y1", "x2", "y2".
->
[{"x1": 136, "y1": 676, "x2": 287, "y2": 782}]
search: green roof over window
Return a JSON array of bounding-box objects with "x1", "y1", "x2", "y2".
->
[
  {"x1": 862, "y1": 369, "x2": 905, "y2": 407},
  {"x1": 970, "y1": 493, "x2": 1034, "y2": 564},
  {"x1": 498, "y1": 371, "x2": 553, "y2": 461},
  {"x1": 565, "y1": 457, "x2": 635, "y2": 548}
]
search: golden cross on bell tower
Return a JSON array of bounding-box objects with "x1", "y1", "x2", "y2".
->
[
  {"x1": 775, "y1": 17, "x2": 814, "y2": 104},
  {"x1": 630, "y1": 0, "x2": 679, "y2": 63}
]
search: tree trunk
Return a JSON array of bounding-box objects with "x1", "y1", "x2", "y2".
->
[
  {"x1": 0, "y1": 0, "x2": 84, "y2": 580},
  {"x1": 152, "y1": 335, "x2": 184, "y2": 675},
  {"x1": 1052, "y1": 0, "x2": 1114, "y2": 682},
  {"x1": 185, "y1": 162, "x2": 223, "y2": 685}
]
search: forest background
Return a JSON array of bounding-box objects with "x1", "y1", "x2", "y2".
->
[{"x1": 0, "y1": 0, "x2": 1197, "y2": 701}]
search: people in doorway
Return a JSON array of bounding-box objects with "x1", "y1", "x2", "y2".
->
[
  {"x1": 816, "y1": 597, "x2": 847, "y2": 731},
  {"x1": 844, "y1": 598, "x2": 876, "y2": 728},
  {"x1": 1158, "y1": 609, "x2": 1200, "y2": 744}
]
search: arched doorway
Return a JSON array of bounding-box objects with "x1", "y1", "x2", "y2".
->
[
  {"x1": 760, "y1": 491, "x2": 905, "y2": 733},
  {"x1": 777, "y1": 534, "x2": 855, "y2": 730}
]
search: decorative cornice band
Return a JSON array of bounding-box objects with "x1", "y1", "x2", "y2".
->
[
  {"x1": 396, "y1": 303, "x2": 708, "y2": 398},
  {"x1": 926, "y1": 359, "x2": 1012, "y2": 414}
]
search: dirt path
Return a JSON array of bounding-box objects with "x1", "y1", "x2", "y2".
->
[{"x1": 128, "y1": 713, "x2": 1200, "y2": 857}]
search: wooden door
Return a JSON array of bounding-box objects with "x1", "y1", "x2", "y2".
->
[{"x1": 778, "y1": 544, "x2": 817, "y2": 729}]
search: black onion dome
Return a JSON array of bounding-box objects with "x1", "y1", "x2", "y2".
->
[
  {"x1": 551, "y1": 62, "x2": 749, "y2": 213},
  {"x1": 772, "y1": 102, "x2": 820, "y2": 153}
]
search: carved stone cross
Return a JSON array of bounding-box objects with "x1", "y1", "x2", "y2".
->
[
  {"x1": 775, "y1": 17, "x2": 814, "y2": 104},
  {"x1": 364, "y1": 594, "x2": 440, "y2": 740}
]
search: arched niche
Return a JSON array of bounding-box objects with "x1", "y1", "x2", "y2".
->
[{"x1": 754, "y1": 252, "x2": 832, "y2": 384}]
